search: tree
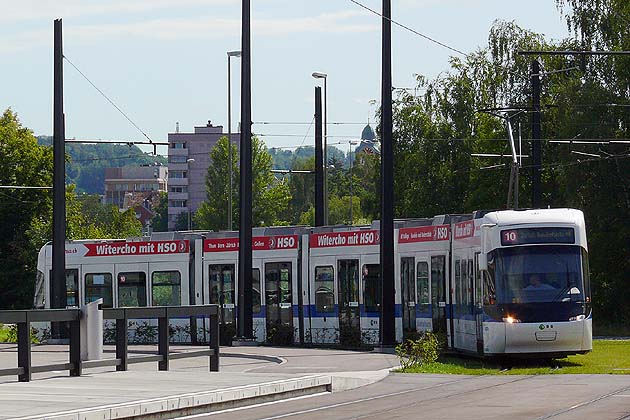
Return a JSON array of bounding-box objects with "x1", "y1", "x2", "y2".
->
[
  {"x1": 151, "y1": 191, "x2": 168, "y2": 232},
  {"x1": 388, "y1": 14, "x2": 630, "y2": 329},
  {"x1": 195, "y1": 136, "x2": 291, "y2": 231},
  {"x1": 287, "y1": 157, "x2": 315, "y2": 224},
  {"x1": 0, "y1": 109, "x2": 53, "y2": 309}
]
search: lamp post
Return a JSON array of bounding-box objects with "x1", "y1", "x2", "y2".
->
[
  {"x1": 227, "y1": 50, "x2": 241, "y2": 231},
  {"x1": 187, "y1": 158, "x2": 195, "y2": 230},
  {"x1": 312, "y1": 71, "x2": 327, "y2": 225}
]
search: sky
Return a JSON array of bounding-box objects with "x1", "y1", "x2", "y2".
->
[{"x1": 0, "y1": 0, "x2": 572, "y2": 156}]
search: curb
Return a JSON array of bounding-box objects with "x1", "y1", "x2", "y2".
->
[{"x1": 10, "y1": 375, "x2": 332, "y2": 420}]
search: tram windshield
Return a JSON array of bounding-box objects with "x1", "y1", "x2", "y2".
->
[{"x1": 488, "y1": 245, "x2": 589, "y2": 305}]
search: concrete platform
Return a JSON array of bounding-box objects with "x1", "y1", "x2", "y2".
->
[{"x1": 0, "y1": 344, "x2": 398, "y2": 420}]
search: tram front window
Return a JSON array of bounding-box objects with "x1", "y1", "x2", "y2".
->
[
  {"x1": 485, "y1": 245, "x2": 590, "y2": 322},
  {"x1": 489, "y1": 245, "x2": 587, "y2": 305}
]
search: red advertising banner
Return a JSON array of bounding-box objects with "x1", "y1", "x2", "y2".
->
[
  {"x1": 309, "y1": 230, "x2": 380, "y2": 248},
  {"x1": 454, "y1": 221, "x2": 475, "y2": 239},
  {"x1": 398, "y1": 225, "x2": 450, "y2": 243},
  {"x1": 204, "y1": 235, "x2": 298, "y2": 253},
  {"x1": 84, "y1": 240, "x2": 189, "y2": 256}
]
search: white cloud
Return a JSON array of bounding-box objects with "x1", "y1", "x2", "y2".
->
[
  {"x1": 0, "y1": 10, "x2": 377, "y2": 53},
  {"x1": 0, "y1": 0, "x2": 238, "y2": 22}
]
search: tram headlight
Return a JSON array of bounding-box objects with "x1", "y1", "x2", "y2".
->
[
  {"x1": 502, "y1": 316, "x2": 520, "y2": 324},
  {"x1": 569, "y1": 314, "x2": 586, "y2": 321}
]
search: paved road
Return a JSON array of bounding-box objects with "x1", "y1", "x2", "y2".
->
[{"x1": 177, "y1": 373, "x2": 630, "y2": 420}]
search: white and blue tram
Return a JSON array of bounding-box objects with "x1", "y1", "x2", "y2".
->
[{"x1": 35, "y1": 208, "x2": 592, "y2": 357}]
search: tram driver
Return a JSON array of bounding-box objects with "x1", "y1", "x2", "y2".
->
[{"x1": 524, "y1": 274, "x2": 555, "y2": 291}]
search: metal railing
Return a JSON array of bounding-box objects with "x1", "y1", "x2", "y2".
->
[{"x1": 0, "y1": 305, "x2": 220, "y2": 382}]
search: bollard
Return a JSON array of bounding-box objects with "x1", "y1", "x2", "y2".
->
[{"x1": 80, "y1": 299, "x2": 103, "y2": 361}]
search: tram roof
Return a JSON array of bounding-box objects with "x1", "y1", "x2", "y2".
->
[{"x1": 481, "y1": 208, "x2": 585, "y2": 226}]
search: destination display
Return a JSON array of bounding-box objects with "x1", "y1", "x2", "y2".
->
[
  {"x1": 204, "y1": 235, "x2": 298, "y2": 252},
  {"x1": 309, "y1": 230, "x2": 379, "y2": 248},
  {"x1": 501, "y1": 227, "x2": 575, "y2": 246},
  {"x1": 398, "y1": 225, "x2": 450, "y2": 243},
  {"x1": 84, "y1": 240, "x2": 189, "y2": 256}
]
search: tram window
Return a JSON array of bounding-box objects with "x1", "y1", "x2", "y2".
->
[
  {"x1": 252, "y1": 269, "x2": 261, "y2": 313},
  {"x1": 338, "y1": 260, "x2": 359, "y2": 308},
  {"x1": 483, "y1": 252, "x2": 497, "y2": 305},
  {"x1": 280, "y1": 266, "x2": 291, "y2": 304},
  {"x1": 151, "y1": 271, "x2": 181, "y2": 306},
  {"x1": 417, "y1": 262, "x2": 429, "y2": 311},
  {"x1": 85, "y1": 273, "x2": 113, "y2": 308},
  {"x1": 581, "y1": 249, "x2": 591, "y2": 305},
  {"x1": 362, "y1": 264, "x2": 381, "y2": 313},
  {"x1": 50, "y1": 269, "x2": 79, "y2": 307},
  {"x1": 430, "y1": 256, "x2": 446, "y2": 305},
  {"x1": 35, "y1": 270, "x2": 45, "y2": 309},
  {"x1": 454, "y1": 260, "x2": 461, "y2": 315},
  {"x1": 467, "y1": 259, "x2": 474, "y2": 313},
  {"x1": 315, "y1": 266, "x2": 334, "y2": 313},
  {"x1": 118, "y1": 272, "x2": 147, "y2": 307}
]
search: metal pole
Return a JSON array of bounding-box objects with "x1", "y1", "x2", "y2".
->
[
  {"x1": 237, "y1": 0, "x2": 253, "y2": 340},
  {"x1": 323, "y1": 77, "x2": 328, "y2": 225},
  {"x1": 380, "y1": 0, "x2": 396, "y2": 346},
  {"x1": 52, "y1": 19, "x2": 67, "y2": 317},
  {"x1": 227, "y1": 54, "x2": 233, "y2": 231},
  {"x1": 315, "y1": 87, "x2": 324, "y2": 226},
  {"x1": 349, "y1": 143, "x2": 353, "y2": 225},
  {"x1": 531, "y1": 60, "x2": 542, "y2": 208}
]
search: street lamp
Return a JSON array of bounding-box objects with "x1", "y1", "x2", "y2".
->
[
  {"x1": 312, "y1": 71, "x2": 328, "y2": 224},
  {"x1": 187, "y1": 158, "x2": 195, "y2": 230},
  {"x1": 227, "y1": 50, "x2": 242, "y2": 231}
]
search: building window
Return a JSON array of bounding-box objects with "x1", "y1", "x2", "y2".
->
[
  {"x1": 169, "y1": 155, "x2": 188, "y2": 164},
  {"x1": 170, "y1": 171, "x2": 188, "y2": 179},
  {"x1": 171, "y1": 142, "x2": 187, "y2": 149},
  {"x1": 170, "y1": 186, "x2": 188, "y2": 193},
  {"x1": 170, "y1": 200, "x2": 187, "y2": 208}
]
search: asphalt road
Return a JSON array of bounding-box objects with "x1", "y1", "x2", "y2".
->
[{"x1": 176, "y1": 373, "x2": 630, "y2": 420}]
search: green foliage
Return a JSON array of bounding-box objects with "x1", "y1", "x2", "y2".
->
[
  {"x1": 0, "y1": 109, "x2": 53, "y2": 309},
  {"x1": 395, "y1": 331, "x2": 440, "y2": 372},
  {"x1": 389, "y1": 14, "x2": 630, "y2": 327},
  {"x1": 174, "y1": 211, "x2": 195, "y2": 231},
  {"x1": 196, "y1": 136, "x2": 291, "y2": 231},
  {"x1": 401, "y1": 340, "x2": 630, "y2": 375},
  {"x1": 266, "y1": 323, "x2": 294, "y2": 346},
  {"x1": 0, "y1": 324, "x2": 40, "y2": 344},
  {"x1": 27, "y1": 187, "x2": 143, "y2": 243},
  {"x1": 151, "y1": 191, "x2": 168, "y2": 232},
  {"x1": 37, "y1": 136, "x2": 166, "y2": 194}
]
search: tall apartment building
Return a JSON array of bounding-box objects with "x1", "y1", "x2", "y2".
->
[
  {"x1": 167, "y1": 121, "x2": 239, "y2": 230},
  {"x1": 104, "y1": 166, "x2": 168, "y2": 208}
]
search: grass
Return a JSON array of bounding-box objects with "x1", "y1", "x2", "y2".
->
[{"x1": 401, "y1": 340, "x2": 630, "y2": 375}]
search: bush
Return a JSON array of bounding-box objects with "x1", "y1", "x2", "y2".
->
[
  {"x1": 395, "y1": 331, "x2": 440, "y2": 371},
  {"x1": 267, "y1": 323, "x2": 294, "y2": 345}
]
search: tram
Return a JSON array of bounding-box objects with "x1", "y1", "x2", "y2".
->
[{"x1": 34, "y1": 208, "x2": 592, "y2": 357}]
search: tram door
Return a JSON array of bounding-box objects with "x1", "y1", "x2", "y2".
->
[
  {"x1": 265, "y1": 262, "x2": 293, "y2": 344},
  {"x1": 338, "y1": 259, "x2": 360, "y2": 346},
  {"x1": 474, "y1": 253, "x2": 484, "y2": 354},
  {"x1": 400, "y1": 257, "x2": 416, "y2": 337},
  {"x1": 208, "y1": 264, "x2": 235, "y2": 345},
  {"x1": 430, "y1": 255, "x2": 447, "y2": 334}
]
